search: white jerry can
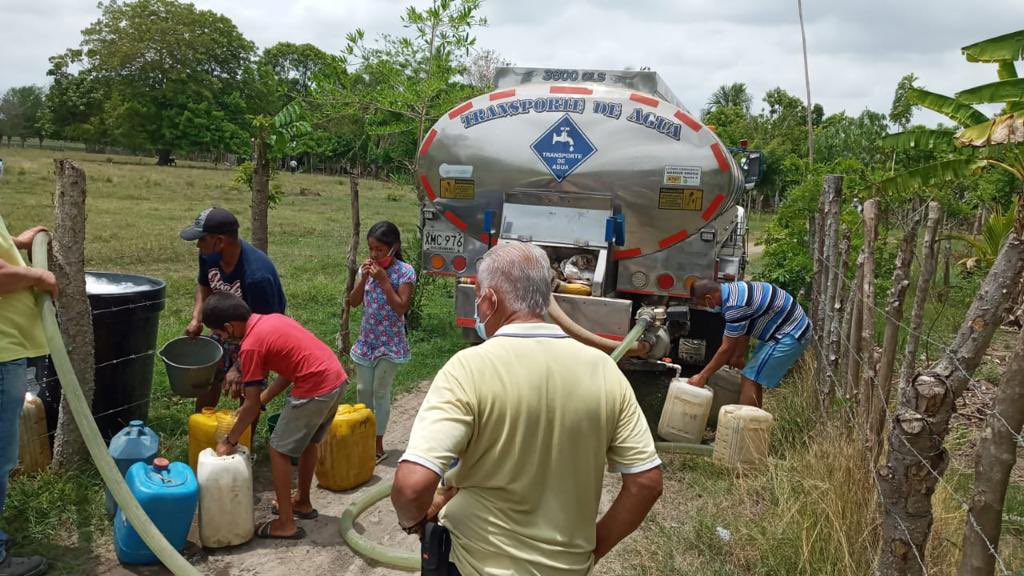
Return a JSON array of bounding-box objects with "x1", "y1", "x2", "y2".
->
[
  {"x1": 197, "y1": 446, "x2": 254, "y2": 548},
  {"x1": 658, "y1": 377, "x2": 713, "y2": 444}
]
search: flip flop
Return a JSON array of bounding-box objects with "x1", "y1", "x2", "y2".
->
[
  {"x1": 256, "y1": 520, "x2": 306, "y2": 540},
  {"x1": 271, "y1": 504, "x2": 319, "y2": 520},
  {"x1": 376, "y1": 452, "x2": 388, "y2": 465}
]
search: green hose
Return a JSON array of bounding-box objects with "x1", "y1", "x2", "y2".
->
[
  {"x1": 338, "y1": 480, "x2": 419, "y2": 571},
  {"x1": 31, "y1": 233, "x2": 201, "y2": 576},
  {"x1": 655, "y1": 442, "x2": 714, "y2": 457},
  {"x1": 610, "y1": 317, "x2": 650, "y2": 362}
]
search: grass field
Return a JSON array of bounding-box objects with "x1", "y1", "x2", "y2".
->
[{"x1": 0, "y1": 146, "x2": 465, "y2": 570}]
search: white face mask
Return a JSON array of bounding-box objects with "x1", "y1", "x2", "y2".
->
[{"x1": 474, "y1": 290, "x2": 496, "y2": 340}]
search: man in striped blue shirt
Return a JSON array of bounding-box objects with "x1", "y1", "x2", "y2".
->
[{"x1": 688, "y1": 279, "x2": 812, "y2": 408}]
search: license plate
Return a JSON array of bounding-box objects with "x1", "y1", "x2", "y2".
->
[{"x1": 424, "y1": 230, "x2": 464, "y2": 254}]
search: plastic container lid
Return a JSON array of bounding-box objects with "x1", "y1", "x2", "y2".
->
[
  {"x1": 129, "y1": 420, "x2": 144, "y2": 427},
  {"x1": 153, "y1": 457, "x2": 170, "y2": 471}
]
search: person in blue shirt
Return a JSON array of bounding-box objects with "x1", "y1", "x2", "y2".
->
[
  {"x1": 688, "y1": 279, "x2": 811, "y2": 408},
  {"x1": 180, "y1": 207, "x2": 286, "y2": 412}
]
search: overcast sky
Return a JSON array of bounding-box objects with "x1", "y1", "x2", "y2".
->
[{"x1": 1, "y1": 0, "x2": 1020, "y2": 126}]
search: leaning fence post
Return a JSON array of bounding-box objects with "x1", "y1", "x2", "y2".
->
[{"x1": 50, "y1": 159, "x2": 94, "y2": 471}]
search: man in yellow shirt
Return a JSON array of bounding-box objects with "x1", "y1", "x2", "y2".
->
[
  {"x1": 0, "y1": 214, "x2": 56, "y2": 576},
  {"x1": 392, "y1": 242, "x2": 663, "y2": 576}
]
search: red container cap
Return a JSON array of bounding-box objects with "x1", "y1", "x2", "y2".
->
[{"x1": 153, "y1": 457, "x2": 170, "y2": 470}]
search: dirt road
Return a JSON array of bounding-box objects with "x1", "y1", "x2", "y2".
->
[{"x1": 93, "y1": 381, "x2": 640, "y2": 575}]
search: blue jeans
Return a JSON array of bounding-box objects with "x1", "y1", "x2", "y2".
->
[{"x1": 0, "y1": 358, "x2": 28, "y2": 562}]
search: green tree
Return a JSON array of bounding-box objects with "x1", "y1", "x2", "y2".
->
[
  {"x1": 47, "y1": 0, "x2": 255, "y2": 164},
  {"x1": 815, "y1": 109, "x2": 890, "y2": 167},
  {"x1": 889, "y1": 73, "x2": 920, "y2": 130},
  {"x1": 318, "y1": 0, "x2": 487, "y2": 194},
  {"x1": 702, "y1": 82, "x2": 752, "y2": 119},
  {"x1": 0, "y1": 85, "x2": 47, "y2": 146},
  {"x1": 259, "y1": 42, "x2": 334, "y2": 102}
]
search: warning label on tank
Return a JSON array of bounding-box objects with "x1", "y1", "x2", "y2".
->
[
  {"x1": 664, "y1": 165, "x2": 701, "y2": 186},
  {"x1": 659, "y1": 188, "x2": 703, "y2": 211},
  {"x1": 530, "y1": 114, "x2": 597, "y2": 182},
  {"x1": 440, "y1": 178, "x2": 475, "y2": 199}
]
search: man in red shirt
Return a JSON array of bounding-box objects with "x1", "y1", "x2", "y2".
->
[{"x1": 202, "y1": 293, "x2": 346, "y2": 540}]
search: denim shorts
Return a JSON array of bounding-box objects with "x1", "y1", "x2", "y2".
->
[{"x1": 742, "y1": 333, "x2": 810, "y2": 389}]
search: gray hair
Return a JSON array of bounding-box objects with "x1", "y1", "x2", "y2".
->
[{"x1": 477, "y1": 242, "x2": 552, "y2": 317}]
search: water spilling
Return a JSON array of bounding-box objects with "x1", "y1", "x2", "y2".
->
[{"x1": 87, "y1": 275, "x2": 146, "y2": 294}]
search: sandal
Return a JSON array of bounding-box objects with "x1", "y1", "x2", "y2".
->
[
  {"x1": 271, "y1": 504, "x2": 319, "y2": 520},
  {"x1": 376, "y1": 452, "x2": 388, "y2": 464},
  {"x1": 256, "y1": 520, "x2": 306, "y2": 540}
]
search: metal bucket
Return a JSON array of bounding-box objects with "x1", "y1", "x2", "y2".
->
[{"x1": 158, "y1": 337, "x2": 223, "y2": 398}]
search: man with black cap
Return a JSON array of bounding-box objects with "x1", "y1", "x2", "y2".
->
[{"x1": 180, "y1": 207, "x2": 286, "y2": 412}]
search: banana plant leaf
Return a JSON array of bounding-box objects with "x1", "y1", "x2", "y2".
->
[
  {"x1": 908, "y1": 88, "x2": 989, "y2": 127},
  {"x1": 956, "y1": 78, "x2": 1024, "y2": 104},
  {"x1": 955, "y1": 113, "x2": 1024, "y2": 146},
  {"x1": 962, "y1": 30, "x2": 1024, "y2": 63},
  {"x1": 874, "y1": 157, "x2": 988, "y2": 195}
]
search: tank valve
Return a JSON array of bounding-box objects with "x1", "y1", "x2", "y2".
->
[
  {"x1": 657, "y1": 359, "x2": 682, "y2": 379},
  {"x1": 635, "y1": 306, "x2": 671, "y2": 360}
]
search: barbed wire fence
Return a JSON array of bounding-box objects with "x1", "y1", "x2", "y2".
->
[{"x1": 804, "y1": 177, "x2": 1023, "y2": 575}]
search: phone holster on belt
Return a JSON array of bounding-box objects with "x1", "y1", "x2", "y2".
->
[{"x1": 421, "y1": 522, "x2": 452, "y2": 576}]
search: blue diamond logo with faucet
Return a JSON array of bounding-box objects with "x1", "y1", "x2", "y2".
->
[{"x1": 531, "y1": 114, "x2": 597, "y2": 182}]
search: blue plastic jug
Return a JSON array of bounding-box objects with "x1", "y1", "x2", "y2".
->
[
  {"x1": 106, "y1": 420, "x2": 159, "y2": 515},
  {"x1": 114, "y1": 458, "x2": 198, "y2": 565}
]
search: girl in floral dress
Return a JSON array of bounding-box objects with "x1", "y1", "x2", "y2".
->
[{"x1": 347, "y1": 221, "x2": 416, "y2": 463}]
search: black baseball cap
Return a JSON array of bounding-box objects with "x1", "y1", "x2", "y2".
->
[{"x1": 180, "y1": 207, "x2": 239, "y2": 241}]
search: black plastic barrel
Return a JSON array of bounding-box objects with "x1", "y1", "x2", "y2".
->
[{"x1": 86, "y1": 272, "x2": 166, "y2": 440}]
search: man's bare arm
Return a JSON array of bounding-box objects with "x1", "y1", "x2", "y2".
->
[{"x1": 594, "y1": 466, "x2": 663, "y2": 561}]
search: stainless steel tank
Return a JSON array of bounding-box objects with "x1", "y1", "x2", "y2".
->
[{"x1": 419, "y1": 67, "x2": 745, "y2": 289}]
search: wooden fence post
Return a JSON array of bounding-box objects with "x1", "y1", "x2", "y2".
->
[
  {"x1": 857, "y1": 199, "x2": 880, "y2": 435},
  {"x1": 827, "y1": 229, "x2": 851, "y2": 388},
  {"x1": 337, "y1": 175, "x2": 361, "y2": 355},
  {"x1": 845, "y1": 254, "x2": 865, "y2": 404},
  {"x1": 50, "y1": 159, "x2": 94, "y2": 471},
  {"x1": 898, "y1": 202, "x2": 943, "y2": 390},
  {"x1": 870, "y1": 206, "x2": 922, "y2": 461},
  {"x1": 251, "y1": 136, "x2": 270, "y2": 253},
  {"x1": 957, "y1": 324, "x2": 1024, "y2": 576},
  {"x1": 876, "y1": 212, "x2": 1024, "y2": 576},
  {"x1": 816, "y1": 175, "x2": 843, "y2": 411}
]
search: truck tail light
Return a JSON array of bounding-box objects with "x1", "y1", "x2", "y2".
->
[
  {"x1": 657, "y1": 273, "x2": 675, "y2": 290},
  {"x1": 430, "y1": 255, "x2": 446, "y2": 270},
  {"x1": 452, "y1": 255, "x2": 468, "y2": 272}
]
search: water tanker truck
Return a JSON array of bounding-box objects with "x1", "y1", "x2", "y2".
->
[{"x1": 418, "y1": 67, "x2": 762, "y2": 412}]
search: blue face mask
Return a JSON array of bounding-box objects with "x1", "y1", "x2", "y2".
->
[
  {"x1": 703, "y1": 297, "x2": 722, "y2": 314},
  {"x1": 474, "y1": 291, "x2": 495, "y2": 340}
]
